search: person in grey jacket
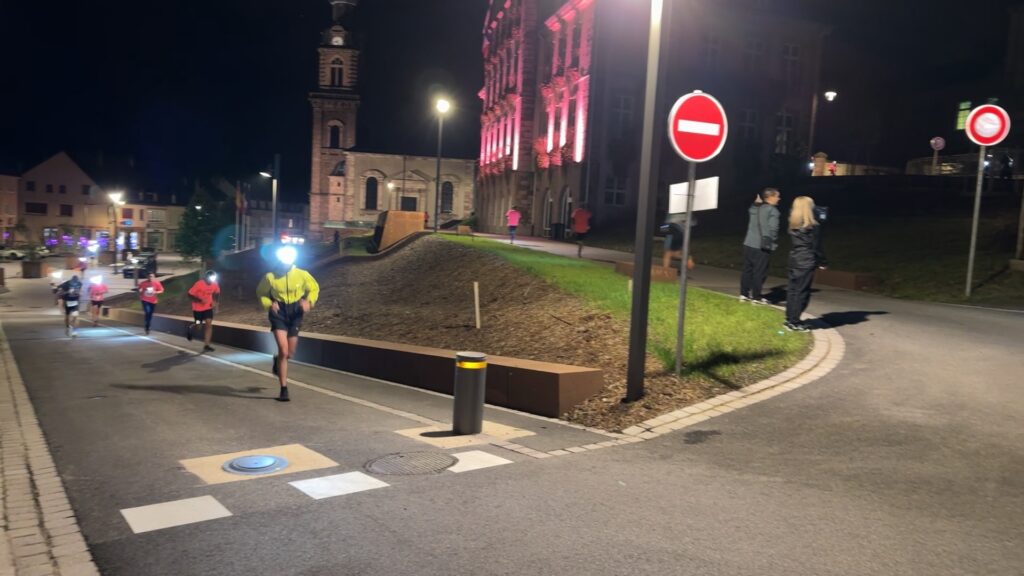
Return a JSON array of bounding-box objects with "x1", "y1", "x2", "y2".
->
[
  {"x1": 740, "y1": 188, "x2": 781, "y2": 303},
  {"x1": 785, "y1": 196, "x2": 828, "y2": 331}
]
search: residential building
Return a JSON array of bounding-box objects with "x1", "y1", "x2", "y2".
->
[
  {"x1": 307, "y1": 0, "x2": 476, "y2": 241},
  {"x1": 0, "y1": 174, "x2": 17, "y2": 242}
]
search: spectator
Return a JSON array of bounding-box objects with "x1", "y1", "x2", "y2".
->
[
  {"x1": 740, "y1": 188, "x2": 781, "y2": 304},
  {"x1": 785, "y1": 196, "x2": 827, "y2": 332}
]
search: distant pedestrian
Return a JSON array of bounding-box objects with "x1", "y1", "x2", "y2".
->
[
  {"x1": 571, "y1": 204, "x2": 592, "y2": 258},
  {"x1": 505, "y1": 206, "x2": 522, "y2": 244},
  {"x1": 256, "y1": 246, "x2": 320, "y2": 402},
  {"x1": 87, "y1": 275, "x2": 109, "y2": 327},
  {"x1": 333, "y1": 230, "x2": 341, "y2": 247},
  {"x1": 828, "y1": 161, "x2": 837, "y2": 176},
  {"x1": 424, "y1": 211, "x2": 430, "y2": 228},
  {"x1": 661, "y1": 214, "x2": 695, "y2": 272},
  {"x1": 138, "y1": 272, "x2": 165, "y2": 335},
  {"x1": 186, "y1": 270, "x2": 220, "y2": 352},
  {"x1": 784, "y1": 196, "x2": 827, "y2": 332},
  {"x1": 740, "y1": 188, "x2": 781, "y2": 304},
  {"x1": 55, "y1": 275, "x2": 83, "y2": 338}
]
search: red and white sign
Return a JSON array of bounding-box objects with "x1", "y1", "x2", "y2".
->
[
  {"x1": 668, "y1": 91, "x2": 728, "y2": 163},
  {"x1": 965, "y1": 104, "x2": 1011, "y2": 147}
]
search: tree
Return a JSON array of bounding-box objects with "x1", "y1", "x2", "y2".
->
[{"x1": 176, "y1": 189, "x2": 234, "y2": 266}]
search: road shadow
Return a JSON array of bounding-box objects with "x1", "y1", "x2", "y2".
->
[
  {"x1": 685, "y1": 350, "x2": 782, "y2": 390},
  {"x1": 110, "y1": 383, "x2": 272, "y2": 399},
  {"x1": 683, "y1": 430, "x2": 721, "y2": 445},
  {"x1": 763, "y1": 284, "x2": 824, "y2": 303},
  {"x1": 812, "y1": 310, "x2": 889, "y2": 328},
  {"x1": 141, "y1": 351, "x2": 197, "y2": 373}
]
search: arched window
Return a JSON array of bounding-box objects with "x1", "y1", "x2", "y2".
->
[
  {"x1": 330, "y1": 59, "x2": 344, "y2": 87},
  {"x1": 329, "y1": 125, "x2": 341, "y2": 148},
  {"x1": 441, "y1": 181, "x2": 454, "y2": 213},
  {"x1": 364, "y1": 177, "x2": 378, "y2": 210}
]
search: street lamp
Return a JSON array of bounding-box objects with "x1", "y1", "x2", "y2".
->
[
  {"x1": 107, "y1": 191, "x2": 125, "y2": 272},
  {"x1": 259, "y1": 153, "x2": 282, "y2": 242},
  {"x1": 433, "y1": 97, "x2": 451, "y2": 233},
  {"x1": 807, "y1": 89, "x2": 838, "y2": 170}
]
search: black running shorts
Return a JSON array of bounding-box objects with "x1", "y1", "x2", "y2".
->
[{"x1": 269, "y1": 301, "x2": 304, "y2": 337}]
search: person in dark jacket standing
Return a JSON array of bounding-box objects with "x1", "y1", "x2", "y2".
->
[
  {"x1": 784, "y1": 196, "x2": 827, "y2": 331},
  {"x1": 740, "y1": 188, "x2": 781, "y2": 303}
]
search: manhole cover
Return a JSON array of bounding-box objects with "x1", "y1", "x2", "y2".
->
[
  {"x1": 364, "y1": 452, "x2": 457, "y2": 475},
  {"x1": 222, "y1": 454, "x2": 289, "y2": 475}
]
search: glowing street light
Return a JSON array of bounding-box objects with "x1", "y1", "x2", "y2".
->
[
  {"x1": 107, "y1": 191, "x2": 125, "y2": 271},
  {"x1": 433, "y1": 97, "x2": 452, "y2": 233},
  {"x1": 808, "y1": 90, "x2": 839, "y2": 167},
  {"x1": 824, "y1": 90, "x2": 838, "y2": 102},
  {"x1": 259, "y1": 153, "x2": 282, "y2": 242}
]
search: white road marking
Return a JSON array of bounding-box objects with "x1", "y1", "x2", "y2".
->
[
  {"x1": 120, "y1": 495, "x2": 232, "y2": 534},
  {"x1": 448, "y1": 450, "x2": 513, "y2": 473},
  {"x1": 290, "y1": 472, "x2": 389, "y2": 500},
  {"x1": 676, "y1": 119, "x2": 721, "y2": 136}
]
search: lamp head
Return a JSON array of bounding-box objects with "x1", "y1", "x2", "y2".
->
[
  {"x1": 436, "y1": 98, "x2": 451, "y2": 114},
  {"x1": 824, "y1": 91, "x2": 838, "y2": 102},
  {"x1": 276, "y1": 245, "x2": 298, "y2": 266},
  {"x1": 259, "y1": 170, "x2": 273, "y2": 178},
  {"x1": 108, "y1": 191, "x2": 124, "y2": 203}
]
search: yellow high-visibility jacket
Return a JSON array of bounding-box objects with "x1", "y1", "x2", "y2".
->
[{"x1": 256, "y1": 267, "x2": 320, "y2": 310}]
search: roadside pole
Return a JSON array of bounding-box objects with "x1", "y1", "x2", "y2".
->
[
  {"x1": 962, "y1": 104, "x2": 1011, "y2": 297},
  {"x1": 674, "y1": 162, "x2": 696, "y2": 376}
]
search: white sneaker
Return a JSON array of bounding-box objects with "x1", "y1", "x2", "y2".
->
[
  {"x1": 752, "y1": 298, "x2": 770, "y2": 305},
  {"x1": 739, "y1": 295, "x2": 751, "y2": 302},
  {"x1": 71, "y1": 330, "x2": 78, "y2": 338}
]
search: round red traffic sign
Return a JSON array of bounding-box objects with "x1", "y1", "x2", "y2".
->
[
  {"x1": 668, "y1": 91, "x2": 728, "y2": 163},
  {"x1": 965, "y1": 104, "x2": 1011, "y2": 147}
]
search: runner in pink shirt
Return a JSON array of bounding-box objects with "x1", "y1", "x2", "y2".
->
[
  {"x1": 87, "y1": 276, "x2": 109, "y2": 327},
  {"x1": 505, "y1": 206, "x2": 522, "y2": 244},
  {"x1": 138, "y1": 273, "x2": 165, "y2": 335}
]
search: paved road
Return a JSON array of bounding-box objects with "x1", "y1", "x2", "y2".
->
[{"x1": 2, "y1": 246, "x2": 1023, "y2": 575}]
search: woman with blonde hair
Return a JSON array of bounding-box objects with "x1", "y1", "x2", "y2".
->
[{"x1": 784, "y1": 196, "x2": 827, "y2": 331}]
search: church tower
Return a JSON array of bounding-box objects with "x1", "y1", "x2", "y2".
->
[{"x1": 309, "y1": 0, "x2": 360, "y2": 240}]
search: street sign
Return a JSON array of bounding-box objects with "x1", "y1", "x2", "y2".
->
[
  {"x1": 121, "y1": 219, "x2": 133, "y2": 227},
  {"x1": 667, "y1": 91, "x2": 728, "y2": 163},
  {"x1": 930, "y1": 136, "x2": 946, "y2": 151},
  {"x1": 669, "y1": 176, "x2": 719, "y2": 214},
  {"x1": 965, "y1": 104, "x2": 1011, "y2": 147}
]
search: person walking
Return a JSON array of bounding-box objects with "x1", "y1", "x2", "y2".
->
[
  {"x1": 256, "y1": 247, "x2": 320, "y2": 402},
  {"x1": 87, "y1": 275, "x2": 109, "y2": 327},
  {"x1": 784, "y1": 196, "x2": 827, "y2": 332},
  {"x1": 740, "y1": 188, "x2": 781, "y2": 304},
  {"x1": 570, "y1": 204, "x2": 592, "y2": 258},
  {"x1": 55, "y1": 275, "x2": 83, "y2": 337},
  {"x1": 138, "y1": 272, "x2": 165, "y2": 335},
  {"x1": 186, "y1": 270, "x2": 220, "y2": 352},
  {"x1": 505, "y1": 206, "x2": 522, "y2": 244}
]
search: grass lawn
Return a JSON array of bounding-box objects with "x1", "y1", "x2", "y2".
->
[
  {"x1": 443, "y1": 235, "x2": 811, "y2": 387},
  {"x1": 590, "y1": 215, "x2": 1024, "y2": 308}
]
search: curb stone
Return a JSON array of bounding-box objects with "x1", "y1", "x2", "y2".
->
[{"x1": 0, "y1": 322, "x2": 100, "y2": 576}]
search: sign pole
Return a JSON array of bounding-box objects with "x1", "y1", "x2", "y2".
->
[
  {"x1": 931, "y1": 149, "x2": 939, "y2": 175},
  {"x1": 966, "y1": 145, "x2": 985, "y2": 297},
  {"x1": 674, "y1": 161, "x2": 697, "y2": 376}
]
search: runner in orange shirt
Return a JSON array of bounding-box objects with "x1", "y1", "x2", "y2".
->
[
  {"x1": 571, "y1": 204, "x2": 592, "y2": 258},
  {"x1": 186, "y1": 270, "x2": 220, "y2": 352}
]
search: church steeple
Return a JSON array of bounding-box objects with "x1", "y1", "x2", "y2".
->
[{"x1": 330, "y1": 0, "x2": 358, "y2": 23}]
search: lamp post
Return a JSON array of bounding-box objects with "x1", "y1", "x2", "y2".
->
[
  {"x1": 107, "y1": 191, "x2": 124, "y2": 272},
  {"x1": 434, "y1": 98, "x2": 451, "y2": 233},
  {"x1": 259, "y1": 153, "x2": 281, "y2": 243},
  {"x1": 807, "y1": 90, "x2": 837, "y2": 172}
]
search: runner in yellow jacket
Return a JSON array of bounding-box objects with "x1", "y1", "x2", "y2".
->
[{"x1": 256, "y1": 246, "x2": 320, "y2": 401}]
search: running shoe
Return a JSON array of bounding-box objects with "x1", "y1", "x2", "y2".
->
[
  {"x1": 203, "y1": 345, "x2": 215, "y2": 352},
  {"x1": 277, "y1": 387, "x2": 290, "y2": 402},
  {"x1": 186, "y1": 324, "x2": 193, "y2": 341},
  {"x1": 272, "y1": 355, "x2": 279, "y2": 376},
  {"x1": 783, "y1": 321, "x2": 808, "y2": 332}
]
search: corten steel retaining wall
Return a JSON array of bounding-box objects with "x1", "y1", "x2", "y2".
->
[{"x1": 107, "y1": 308, "x2": 605, "y2": 418}]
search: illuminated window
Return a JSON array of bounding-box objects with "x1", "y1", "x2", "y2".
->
[
  {"x1": 364, "y1": 177, "x2": 378, "y2": 210},
  {"x1": 603, "y1": 176, "x2": 626, "y2": 206},
  {"x1": 330, "y1": 59, "x2": 344, "y2": 87},
  {"x1": 441, "y1": 182, "x2": 454, "y2": 213},
  {"x1": 956, "y1": 101, "x2": 972, "y2": 130},
  {"x1": 782, "y1": 44, "x2": 801, "y2": 86},
  {"x1": 122, "y1": 208, "x2": 134, "y2": 219}
]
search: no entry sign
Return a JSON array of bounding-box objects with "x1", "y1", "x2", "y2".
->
[
  {"x1": 668, "y1": 91, "x2": 728, "y2": 163},
  {"x1": 965, "y1": 104, "x2": 1011, "y2": 147}
]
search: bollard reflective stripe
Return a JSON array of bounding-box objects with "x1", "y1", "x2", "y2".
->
[{"x1": 456, "y1": 360, "x2": 487, "y2": 370}]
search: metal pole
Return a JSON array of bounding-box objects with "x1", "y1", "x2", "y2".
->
[
  {"x1": 452, "y1": 351, "x2": 487, "y2": 435},
  {"x1": 625, "y1": 0, "x2": 666, "y2": 403},
  {"x1": 966, "y1": 145, "x2": 985, "y2": 297},
  {"x1": 807, "y1": 91, "x2": 819, "y2": 170},
  {"x1": 111, "y1": 205, "x2": 118, "y2": 272},
  {"x1": 1016, "y1": 180, "x2": 1024, "y2": 260},
  {"x1": 272, "y1": 153, "x2": 280, "y2": 243},
  {"x1": 674, "y1": 162, "x2": 697, "y2": 376},
  {"x1": 434, "y1": 115, "x2": 443, "y2": 233},
  {"x1": 931, "y1": 149, "x2": 939, "y2": 175}
]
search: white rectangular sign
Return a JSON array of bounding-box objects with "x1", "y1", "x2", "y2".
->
[{"x1": 668, "y1": 176, "x2": 719, "y2": 214}]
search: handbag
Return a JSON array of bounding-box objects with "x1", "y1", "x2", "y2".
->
[{"x1": 756, "y1": 205, "x2": 774, "y2": 252}]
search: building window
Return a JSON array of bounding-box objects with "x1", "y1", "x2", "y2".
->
[
  {"x1": 364, "y1": 177, "x2": 378, "y2": 210},
  {"x1": 25, "y1": 202, "x2": 47, "y2": 215},
  {"x1": 739, "y1": 109, "x2": 759, "y2": 140},
  {"x1": 330, "y1": 58, "x2": 344, "y2": 87},
  {"x1": 59, "y1": 204, "x2": 73, "y2": 217},
  {"x1": 147, "y1": 209, "x2": 166, "y2": 222},
  {"x1": 956, "y1": 101, "x2": 972, "y2": 130},
  {"x1": 58, "y1": 185, "x2": 66, "y2": 194},
  {"x1": 25, "y1": 181, "x2": 36, "y2": 192},
  {"x1": 701, "y1": 33, "x2": 721, "y2": 69},
  {"x1": 610, "y1": 94, "x2": 634, "y2": 138},
  {"x1": 774, "y1": 109, "x2": 794, "y2": 154},
  {"x1": 43, "y1": 228, "x2": 59, "y2": 244},
  {"x1": 743, "y1": 38, "x2": 765, "y2": 72},
  {"x1": 603, "y1": 176, "x2": 626, "y2": 206},
  {"x1": 782, "y1": 43, "x2": 801, "y2": 86},
  {"x1": 122, "y1": 208, "x2": 134, "y2": 220},
  {"x1": 441, "y1": 182, "x2": 454, "y2": 213},
  {"x1": 45, "y1": 184, "x2": 53, "y2": 193},
  {"x1": 329, "y1": 124, "x2": 341, "y2": 148},
  {"x1": 81, "y1": 184, "x2": 90, "y2": 195}
]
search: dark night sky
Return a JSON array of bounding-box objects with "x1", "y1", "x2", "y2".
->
[
  {"x1": 1, "y1": 0, "x2": 488, "y2": 201},
  {"x1": 1, "y1": 0, "x2": 1018, "y2": 200}
]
